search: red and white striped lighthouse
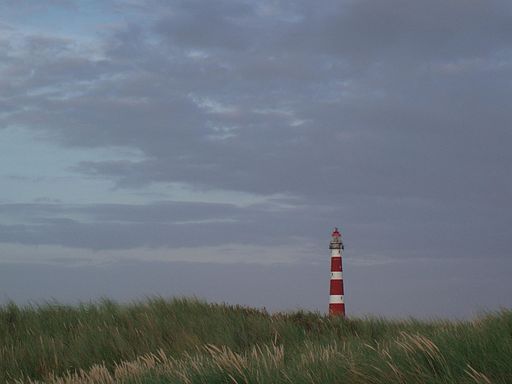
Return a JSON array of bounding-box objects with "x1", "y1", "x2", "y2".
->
[{"x1": 329, "y1": 228, "x2": 345, "y2": 316}]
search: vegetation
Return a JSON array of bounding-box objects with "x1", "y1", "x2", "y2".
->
[{"x1": 0, "y1": 298, "x2": 511, "y2": 383}]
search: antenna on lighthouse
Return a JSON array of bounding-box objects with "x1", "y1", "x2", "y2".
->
[{"x1": 329, "y1": 228, "x2": 345, "y2": 316}]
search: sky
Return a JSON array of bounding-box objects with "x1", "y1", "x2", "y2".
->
[{"x1": 0, "y1": 0, "x2": 511, "y2": 318}]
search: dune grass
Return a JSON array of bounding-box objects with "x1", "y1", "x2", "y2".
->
[{"x1": 0, "y1": 298, "x2": 511, "y2": 383}]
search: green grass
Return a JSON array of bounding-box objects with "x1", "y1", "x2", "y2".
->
[{"x1": 0, "y1": 298, "x2": 511, "y2": 383}]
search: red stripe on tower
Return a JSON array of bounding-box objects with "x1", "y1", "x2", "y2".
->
[{"x1": 329, "y1": 228, "x2": 345, "y2": 316}]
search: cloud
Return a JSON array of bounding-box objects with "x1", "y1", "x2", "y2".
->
[
  {"x1": 0, "y1": 196, "x2": 510, "y2": 263},
  {"x1": 154, "y1": 1, "x2": 256, "y2": 51},
  {"x1": 0, "y1": 201, "x2": 313, "y2": 250},
  {"x1": 281, "y1": 0, "x2": 512, "y2": 61},
  {"x1": 0, "y1": 0, "x2": 511, "y2": 264}
]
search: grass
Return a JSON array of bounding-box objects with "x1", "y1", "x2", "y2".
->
[{"x1": 0, "y1": 298, "x2": 511, "y2": 383}]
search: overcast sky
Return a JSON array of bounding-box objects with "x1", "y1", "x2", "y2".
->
[{"x1": 1, "y1": 0, "x2": 511, "y2": 318}]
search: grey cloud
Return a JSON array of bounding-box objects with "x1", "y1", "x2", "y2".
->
[
  {"x1": 155, "y1": 1, "x2": 256, "y2": 51},
  {"x1": 82, "y1": 201, "x2": 240, "y2": 223},
  {"x1": 0, "y1": 203, "x2": 68, "y2": 218},
  {"x1": 0, "y1": 198, "x2": 509, "y2": 260},
  {"x1": 0, "y1": 0, "x2": 511, "y2": 263},
  {"x1": 0, "y1": 218, "x2": 295, "y2": 251},
  {"x1": 281, "y1": 0, "x2": 512, "y2": 63},
  {"x1": 0, "y1": 201, "x2": 308, "y2": 250}
]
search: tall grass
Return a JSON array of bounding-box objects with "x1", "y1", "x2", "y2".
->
[{"x1": 0, "y1": 298, "x2": 511, "y2": 383}]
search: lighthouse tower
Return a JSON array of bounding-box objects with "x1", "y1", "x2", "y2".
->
[{"x1": 329, "y1": 228, "x2": 345, "y2": 316}]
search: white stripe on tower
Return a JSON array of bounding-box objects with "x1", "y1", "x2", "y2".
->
[
  {"x1": 329, "y1": 295, "x2": 344, "y2": 304},
  {"x1": 330, "y1": 271, "x2": 343, "y2": 279}
]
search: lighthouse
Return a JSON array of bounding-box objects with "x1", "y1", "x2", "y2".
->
[{"x1": 329, "y1": 228, "x2": 345, "y2": 316}]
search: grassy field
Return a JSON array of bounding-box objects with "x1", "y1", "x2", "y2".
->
[{"x1": 0, "y1": 298, "x2": 511, "y2": 383}]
